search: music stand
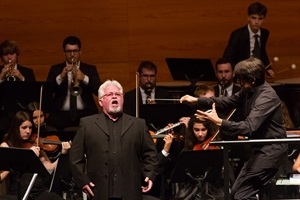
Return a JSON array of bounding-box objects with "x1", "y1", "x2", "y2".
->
[
  {"x1": 0, "y1": 147, "x2": 49, "y2": 200},
  {"x1": 170, "y1": 149, "x2": 223, "y2": 199},
  {"x1": 139, "y1": 104, "x2": 195, "y2": 129},
  {"x1": 50, "y1": 154, "x2": 76, "y2": 199},
  {"x1": 166, "y1": 58, "x2": 217, "y2": 90},
  {"x1": 0, "y1": 81, "x2": 54, "y2": 113}
]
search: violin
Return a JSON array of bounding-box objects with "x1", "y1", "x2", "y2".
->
[
  {"x1": 22, "y1": 133, "x2": 62, "y2": 154},
  {"x1": 193, "y1": 142, "x2": 220, "y2": 151},
  {"x1": 194, "y1": 108, "x2": 236, "y2": 150}
]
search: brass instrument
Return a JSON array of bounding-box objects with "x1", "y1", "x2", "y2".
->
[
  {"x1": 6, "y1": 60, "x2": 16, "y2": 81},
  {"x1": 70, "y1": 58, "x2": 82, "y2": 96}
]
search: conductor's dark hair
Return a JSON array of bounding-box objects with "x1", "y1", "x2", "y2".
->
[{"x1": 235, "y1": 57, "x2": 265, "y2": 87}]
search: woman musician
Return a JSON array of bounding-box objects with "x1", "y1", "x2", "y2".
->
[
  {"x1": 173, "y1": 115, "x2": 223, "y2": 200},
  {"x1": 150, "y1": 115, "x2": 223, "y2": 200},
  {"x1": 0, "y1": 111, "x2": 71, "y2": 200},
  {"x1": 26, "y1": 101, "x2": 63, "y2": 161},
  {"x1": 27, "y1": 101, "x2": 57, "y2": 133}
]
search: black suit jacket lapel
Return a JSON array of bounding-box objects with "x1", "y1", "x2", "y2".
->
[
  {"x1": 95, "y1": 113, "x2": 110, "y2": 136},
  {"x1": 121, "y1": 114, "x2": 134, "y2": 136}
]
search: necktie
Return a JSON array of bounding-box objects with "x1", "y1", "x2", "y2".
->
[
  {"x1": 145, "y1": 88, "x2": 152, "y2": 104},
  {"x1": 146, "y1": 94, "x2": 151, "y2": 104},
  {"x1": 221, "y1": 88, "x2": 227, "y2": 97},
  {"x1": 224, "y1": 89, "x2": 228, "y2": 97},
  {"x1": 69, "y1": 73, "x2": 77, "y2": 121},
  {"x1": 252, "y1": 34, "x2": 261, "y2": 59}
]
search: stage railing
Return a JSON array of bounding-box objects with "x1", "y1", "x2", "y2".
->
[{"x1": 210, "y1": 138, "x2": 300, "y2": 200}]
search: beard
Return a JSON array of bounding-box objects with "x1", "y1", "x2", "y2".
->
[{"x1": 107, "y1": 106, "x2": 123, "y2": 117}]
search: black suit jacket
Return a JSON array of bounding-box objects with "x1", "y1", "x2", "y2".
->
[
  {"x1": 46, "y1": 62, "x2": 101, "y2": 113},
  {"x1": 223, "y1": 25, "x2": 270, "y2": 67},
  {"x1": 69, "y1": 112, "x2": 158, "y2": 200},
  {"x1": 123, "y1": 87, "x2": 172, "y2": 116},
  {"x1": 0, "y1": 64, "x2": 36, "y2": 82}
]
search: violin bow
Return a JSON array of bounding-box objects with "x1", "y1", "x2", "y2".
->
[
  {"x1": 202, "y1": 108, "x2": 236, "y2": 150},
  {"x1": 135, "y1": 72, "x2": 139, "y2": 118},
  {"x1": 36, "y1": 85, "x2": 43, "y2": 147}
]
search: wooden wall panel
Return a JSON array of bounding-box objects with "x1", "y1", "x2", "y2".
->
[{"x1": 0, "y1": 0, "x2": 299, "y2": 93}]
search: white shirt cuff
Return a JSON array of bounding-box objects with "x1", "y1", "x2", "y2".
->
[{"x1": 162, "y1": 149, "x2": 169, "y2": 157}]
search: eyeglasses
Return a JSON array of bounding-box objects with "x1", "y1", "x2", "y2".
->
[
  {"x1": 64, "y1": 49, "x2": 80, "y2": 54},
  {"x1": 140, "y1": 74, "x2": 156, "y2": 79},
  {"x1": 100, "y1": 92, "x2": 123, "y2": 99}
]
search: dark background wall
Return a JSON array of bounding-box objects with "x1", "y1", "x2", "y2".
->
[{"x1": 0, "y1": 0, "x2": 299, "y2": 92}]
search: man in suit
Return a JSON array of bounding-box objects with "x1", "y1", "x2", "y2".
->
[
  {"x1": 124, "y1": 61, "x2": 172, "y2": 117},
  {"x1": 69, "y1": 79, "x2": 158, "y2": 200},
  {"x1": 213, "y1": 58, "x2": 240, "y2": 97},
  {"x1": 223, "y1": 2, "x2": 275, "y2": 78},
  {"x1": 213, "y1": 58, "x2": 248, "y2": 183},
  {"x1": 0, "y1": 40, "x2": 36, "y2": 140},
  {"x1": 46, "y1": 36, "x2": 101, "y2": 130},
  {"x1": 180, "y1": 57, "x2": 287, "y2": 199}
]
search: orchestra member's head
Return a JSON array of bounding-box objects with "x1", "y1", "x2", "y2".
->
[
  {"x1": 194, "y1": 84, "x2": 215, "y2": 98},
  {"x1": 3, "y1": 111, "x2": 33, "y2": 147},
  {"x1": 247, "y1": 2, "x2": 267, "y2": 33},
  {"x1": 63, "y1": 36, "x2": 81, "y2": 64},
  {"x1": 138, "y1": 61, "x2": 157, "y2": 94},
  {"x1": 235, "y1": 57, "x2": 265, "y2": 90},
  {"x1": 0, "y1": 40, "x2": 20, "y2": 66},
  {"x1": 27, "y1": 101, "x2": 45, "y2": 129},
  {"x1": 183, "y1": 115, "x2": 215, "y2": 150},
  {"x1": 215, "y1": 58, "x2": 235, "y2": 89}
]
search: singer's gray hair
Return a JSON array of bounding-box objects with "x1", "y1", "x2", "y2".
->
[{"x1": 98, "y1": 80, "x2": 123, "y2": 99}]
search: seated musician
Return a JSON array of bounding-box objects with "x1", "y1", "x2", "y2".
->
[
  {"x1": 173, "y1": 115, "x2": 224, "y2": 200},
  {"x1": 27, "y1": 101, "x2": 57, "y2": 133},
  {"x1": 27, "y1": 101, "x2": 62, "y2": 161},
  {"x1": 123, "y1": 61, "x2": 172, "y2": 116},
  {"x1": 149, "y1": 115, "x2": 223, "y2": 200},
  {"x1": 0, "y1": 111, "x2": 71, "y2": 200}
]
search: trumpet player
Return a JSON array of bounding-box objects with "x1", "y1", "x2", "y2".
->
[
  {"x1": 0, "y1": 40, "x2": 35, "y2": 83},
  {"x1": 46, "y1": 36, "x2": 102, "y2": 130},
  {"x1": 0, "y1": 40, "x2": 36, "y2": 140}
]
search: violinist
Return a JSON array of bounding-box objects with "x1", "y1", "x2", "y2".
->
[
  {"x1": 0, "y1": 111, "x2": 71, "y2": 200},
  {"x1": 27, "y1": 101, "x2": 63, "y2": 161},
  {"x1": 173, "y1": 115, "x2": 224, "y2": 200},
  {"x1": 27, "y1": 101, "x2": 57, "y2": 133}
]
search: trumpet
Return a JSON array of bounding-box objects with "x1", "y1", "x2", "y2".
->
[
  {"x1": 6, "y1": 60, "x2": 16, "y2": 81},
  {"x1": 70, "y1": 58, "x2": 82, "y2": 96}
]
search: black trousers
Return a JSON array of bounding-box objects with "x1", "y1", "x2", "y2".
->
[{"x1": 231, "y1": 165, "x2": 277, "y2": 200}]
